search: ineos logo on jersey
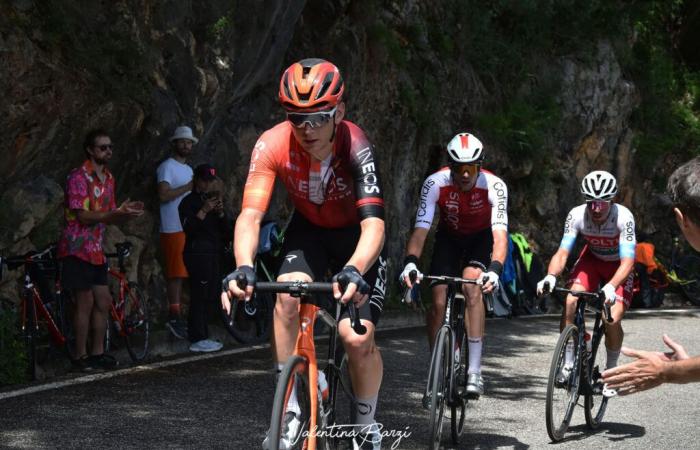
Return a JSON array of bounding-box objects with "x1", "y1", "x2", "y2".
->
[
  {"x1": 371, "y1": 256, "x2": 388, "y2": 307},
  {"x1": 356, "y1": 146, "x2": 381, "y2": 195}
]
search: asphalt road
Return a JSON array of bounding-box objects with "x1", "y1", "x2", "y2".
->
[{"x1": 1, "y1": 310, "x2": 699, "y2": 449}]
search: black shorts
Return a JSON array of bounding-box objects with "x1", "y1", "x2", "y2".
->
[
  {"x1": 429, "y1": 228, "x2": 493, "y2": 282},
  {"x1": 278, "y1": 213, "x2": 387, "y2": 325},
  {"x1": 60, "y1": 256, "x2": 108, "y2": 290}
]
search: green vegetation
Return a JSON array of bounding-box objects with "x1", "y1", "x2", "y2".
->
[{"x1": 0, "y1": 301, "x2": 27, "y2": 385}]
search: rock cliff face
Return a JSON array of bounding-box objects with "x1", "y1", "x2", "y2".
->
[{"x1": 0, "y1": 1, "x2": 682, "y2": 311}]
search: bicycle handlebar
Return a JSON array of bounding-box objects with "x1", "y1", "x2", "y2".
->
[
  {"x1": 232, "y1": 277, "x2": 367, "y2": 336},
  {"x1": 0, "y1": 245, "x2": 57, "y2": 279},
  {"x1": 408, "y1": 270, "x2": 481, "y2": 286},
  {"x1": 104, "y1": 241, "x2": 133, "y2": 259},
  {"x1": 542, "y1": 282, "x2": 613, "y2": 323}
]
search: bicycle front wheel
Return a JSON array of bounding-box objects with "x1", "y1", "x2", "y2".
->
[
  {"x1": 450, "y1": 332, "x2": 467, "y2": 444},
  {"x1": 546, "y1": 324, "x2": 581, "y2": 442},
  {"x1": 222, "y1": 291, "x2": 274, "y2": 345},
  {"x1": 269, "y1": 355, "x2": 324, "y2": 450},
  {"x1": 428, "y1": 326, "x2": 450, "y2": 450},
  {"x1": 124, "y1": 283, "x2": 149, "y2": 362},
  {"x1": 584, "y1": 327, "x2": 609, "y2": 429}
]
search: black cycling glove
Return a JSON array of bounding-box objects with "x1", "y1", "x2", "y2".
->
[
  {"x1": 222, "y1": 265, "x2": 256, "y2": 292},
  {"x1": 332, "y1": 265, "x2": 370, "y2": 296}
]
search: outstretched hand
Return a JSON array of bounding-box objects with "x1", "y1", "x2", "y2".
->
[{"x1": 601, "y1": 334, "x2": 689, "y2": 395}]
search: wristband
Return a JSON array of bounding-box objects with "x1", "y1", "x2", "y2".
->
[
  {"x1": 403, "y1": 255, "x2": 419, "y2": 267},
  {"x1": 487, "y1": 260, "x2": 503, "y2": 276}
]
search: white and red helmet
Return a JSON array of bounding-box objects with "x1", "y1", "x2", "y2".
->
[
  {"x1": 581, "y1": 170, "x2": 618, "y2": 200},
  {"x1": 446, "y1": 132, "x2": 484, "y2": 164}
]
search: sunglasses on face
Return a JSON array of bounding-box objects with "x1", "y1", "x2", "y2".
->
[
  {"x1": 449, "y1": 163, "x2": 480, "y2": 176},
  {"x1": 94, "y1": 144, "x2": 114, "y2": 151},
  {"x1": 287, "y1": 106, "x2": 337, "y2": 129},
  {"x1": 586, "y1": 200, "x2": 610, "y2": 210}
]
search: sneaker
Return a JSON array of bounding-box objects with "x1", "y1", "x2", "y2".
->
[
  {"x1": 465, "y1": 373, "x2": 484, "y2": 398},
  {"x1": 71, "y1": 355, "x2": 94, "y2": 373},
  {"x1": 189, "y1": 339, "x2": 223, "y2": 353},
  {"x1": 556, "y1": 364, "x2": 573, "y2": 387},
  {"x1": 88, "y1": 354, "x2": 119, "y2": 371},
  {"x1": 262, "y1": 411, "x2": 301, "y2": 450},
  {"x1": 166, "y1": 319, "x2": 188, "y2": 340},
  {"x1": 353, "y1": 423, "x2": 382, "y2": 450}
]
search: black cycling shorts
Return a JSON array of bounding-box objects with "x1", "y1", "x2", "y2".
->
[
  {"x1": 278, "y1": 213, "x2": 387, "y2": 325},
  {"x1": 429, "y1": 227, "x2": 493, "y2": 283},
  {"x1": 60, "y1": 256, "x2": 108, "y2": 290}
]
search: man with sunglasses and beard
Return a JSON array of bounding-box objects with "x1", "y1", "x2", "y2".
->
[
  {"x1": 221, "y1": 59, "x2": 386, "y2": 450},
  {"x1": 536, "y1": 170, "x2": 636, "y2": 397},
  {"x1": 400, "y1": 132, "x2": 509, "y2": 401},
  {"x1": 58, "y1": 129, "x2": 144, "y2": 371}
]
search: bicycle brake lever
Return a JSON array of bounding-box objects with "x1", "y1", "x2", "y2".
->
[{"x1": 347, "y1": 304, "x2": 367, "y2": 335}]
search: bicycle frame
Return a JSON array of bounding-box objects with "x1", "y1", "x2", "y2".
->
[{"x1": 21, "y1": 271, "x2": 66, "y2": 347}]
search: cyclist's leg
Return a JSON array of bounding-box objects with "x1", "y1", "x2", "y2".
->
[
  {"x1": 61, "y1": 256, "x2": 97, "y2": 361},
  {"x1": 90, "y1": 284, "x2": 112, "y2": 357},
  {"x1": 603, "y1": 269, "x2": 633, "y2": 369},
  {"x1": 427, "y1": 230, "x2": 462, "y2": 349}
]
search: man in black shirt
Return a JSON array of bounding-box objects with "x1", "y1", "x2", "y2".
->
[{"x1": 179, "y1": 164, "x2": 232, "y2": 352}]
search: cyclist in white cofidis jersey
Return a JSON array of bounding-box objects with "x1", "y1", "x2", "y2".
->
[
  {"x1": 537, "y1": 170, "x2": 636, "y2": 397},
  {"x1": 399, "y1": 132, "x2": 508, "y2": 402}
]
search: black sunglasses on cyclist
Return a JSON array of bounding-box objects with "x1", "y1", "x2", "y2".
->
[
  {"x1": 449, "y1": 162, "x2": 480, "y2": 177},
  {"x1": 287, "y1": 106, "x2": 337, "y2": 129}
]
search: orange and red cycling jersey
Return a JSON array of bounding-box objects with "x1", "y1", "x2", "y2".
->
[{"x1": 242, "y1": 121, "x2": 384, "y2": 228}]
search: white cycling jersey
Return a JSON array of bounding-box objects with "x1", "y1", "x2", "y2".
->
[
  {"x1": 559, "y1": 203, "x2": 636, "y2": 261},
  {"x1": 414, "y1": 168, "x2": 508, "y2": 236}
]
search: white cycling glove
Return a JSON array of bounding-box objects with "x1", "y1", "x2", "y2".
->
[
  {"x1": 537, "y1": 274, "x2": 557, "y2": 296},
  {"x1": 601, "y1": 283, "x2": 617, "y2": 305},
  {"x1": 399, "y1": 262, "x2": 422, "y2": 286},
  {"x1": 479, "y1": 271, "x2": 500, "y2": 291}
]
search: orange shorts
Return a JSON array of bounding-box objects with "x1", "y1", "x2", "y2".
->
[{"x1": 160, "y1": 232, "x2": 188, "y2": 278}]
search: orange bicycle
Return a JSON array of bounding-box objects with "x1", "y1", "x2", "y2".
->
[{"x1": 251, "y1": 280, "x2": 366, "y2": 450}]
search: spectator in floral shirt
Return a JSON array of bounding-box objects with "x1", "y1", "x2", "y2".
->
[{"x1": 58, "y1": 129, "x2": 144, "y2": 372}]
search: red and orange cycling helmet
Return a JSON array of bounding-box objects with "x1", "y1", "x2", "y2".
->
[{"x1": 279, "y1": 58, "x2": 344, "y2": 113}]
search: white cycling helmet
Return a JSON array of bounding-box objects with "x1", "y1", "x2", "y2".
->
[
  {"x1": 446, "y1": 132, "x2": 484, "y2": 164},
  {"x1": 581, "y1": 170, "x2": 618, "y2": 200}
]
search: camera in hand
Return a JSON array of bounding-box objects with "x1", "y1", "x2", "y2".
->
[{"x1": 203, "y1": 191, "x2": 220, "y2": 200}]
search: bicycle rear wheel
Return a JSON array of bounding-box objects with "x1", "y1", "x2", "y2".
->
[
  {"x1": 546, "y1": 324, "x2": 581, "y2": 442},
  {"x1": 584, "y1": 328, "x2": 609, "y2": 429},
  {"x1": 450, "y1": 332, "x2": 467, "y2": 444},
  {"x1": 428, "y1": 326, "x2": 450, "y2": 450},
  {"x1": 222, "y1": 291, "x2": 274, "y2": 345},
  {"x1": 676, "y1": 256, "x2": 700, "y2": 306},
  {"x1": 269, "y1": 355, "x2": 324, "y2": 450},
  {"x1": 124, "y1": 283, "x2": 149, "y2": 362}
]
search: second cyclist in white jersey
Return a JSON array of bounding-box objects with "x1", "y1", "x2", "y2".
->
[
  {"x1": 399, "y1": 132, "x2": 508, "y2": 399},
  {"x1": 537, "y1": 170, "x2": 636, "y2": 394}
]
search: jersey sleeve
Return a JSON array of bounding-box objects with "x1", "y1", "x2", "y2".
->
[
  {"x1": 487, "y1": 175, "x2": 508, "y2": 231},
  {"x1": 347, "y1": 129, "x2": 384, "y2": 220},
  {"x1": 617, "y1": 205, "x2": 637, "y2": 259},
  {"x1": 559, "y1": 206, "x2": 581, "y2": 252},
  {"x1": 241, "y1": 134, "x2": 278, "y2": 213},
  {"x1": 414, "y1": 175, "x2": 439, "y2": 229},
  {"x1": 65, "y1": 171, "x2": 90, "y2": 211},
  {"x1": 156, "y1": 161, "x2": 171, "y2": 185}
]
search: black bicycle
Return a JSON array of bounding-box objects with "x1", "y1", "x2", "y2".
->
[
  {"x1": 417, "y1": 274, "x2": 481, "y2": 450},
  {"x1": 543, "y1": 283, "x2": 613, "y2": 442}
]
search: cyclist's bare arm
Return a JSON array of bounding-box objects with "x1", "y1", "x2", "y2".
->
[
  {"x1": 228, "y1": 207, "x2": 265, "y2": 299},
  {"x1": 491, "y1": 228, "x2": 508, "y2": 267},
  {"x1": 157, "y1": 180, "x2": 193, "y2": 203},
  {"x1": 76, "y1": 201, "x2": 143, "y2": 225},
  {"x1": 606, "y1": 256, "x2": 635, "y2": 290},
  {"x1": 335, "y1": 217, "x2": 384, "y2": 304},
  {"x1": 546, "y1": 247, "x2": 571, "y2": 278}
]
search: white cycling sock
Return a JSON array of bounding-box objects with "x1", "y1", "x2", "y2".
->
[
  {"x1": 467, "y1": 337, "x2": 483, "y2": 375},
  {"x1": 355, "y1": 395, "x2": 378, "y2": 432},
  {"x1": 276, "y1": 363, "x2": 301, "y2": 415},
  {"x1": 606, "y1": 349, "x2": 621, "y2": 370},
  {"x1": 565, "y1": 341, "x2": 574, "y2": 367}
]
